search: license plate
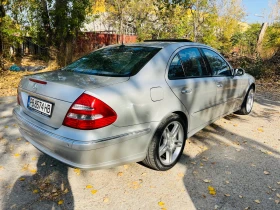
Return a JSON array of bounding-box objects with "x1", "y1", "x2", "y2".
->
[{"x1": 27, "y1": 96, "x2": 53, "y2": 117}]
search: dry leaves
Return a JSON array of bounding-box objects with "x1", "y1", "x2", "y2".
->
[
  {"x1": 91, "y1": 189, "x2": 98, "y2": 194},
  {"x1": 33, "y1": 189, "x2": 39, "y2": 194},
  {"x1": 257, "y1": 128, "x2": 264, "y2": 132},
  {"x1": 13, "y1": 153, "x2": 20, "y2": 157},
  {"x1": 86, "y1": 185, "x2": 93, "y2": 189},
  {"x1": 239, "y1": 195, "x2": 243, "y2": 198},
  {"x1": 254, "y1": 200, "x2": 261, "y2": 204},
  {"x1": 117, "y1": 172, "x2": 123, "y2": 177},
  {"x1": 103, "y1": 197, "x2": 109, "y2": 203},
  {"x1": 73, "y1": 168, "x2": 80, "y2": 175},
  {"x1": 264, "y1": 171, "x2": 270, "y2": 175},
  {"x1": 208, "y1": 186, "x2": 216, "y2": 195},
  {"x1": 224, "y1": 194, "x2": 231, "y2": 197},
  {"x1": 276, "y1": 193, "x2": 280, "y2": 198},
  {"x1": 158, "y1": 201, "x2": 165, "y2": 207},
  {"x1": 58, "y1": 200, "x2": 64, "y2": 205},
  {"x1": 177, "y1": 173, "x2": 184, "y2": 177},
  {"x1": 19, "y1": 177, "x2": 25, "y2": 181},
  {"x1": 203, "y1": 179, "x2": 211, "y2": 183}
]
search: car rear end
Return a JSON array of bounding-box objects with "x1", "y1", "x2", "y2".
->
[{"x1": 13, "y1": 45, "x2": 161, "y2": 169}]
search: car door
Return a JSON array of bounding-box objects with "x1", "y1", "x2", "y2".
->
[
  {"x1": 165, "y1": 47, "x2": 218, "y2": 132},
  {"x1": 201, "y1": 48, "x2": 244, "y2": 116}
]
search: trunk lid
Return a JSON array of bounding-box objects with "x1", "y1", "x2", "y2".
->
[{"x1": 19, "y1": 70, "x2": 129, "y2": 128}]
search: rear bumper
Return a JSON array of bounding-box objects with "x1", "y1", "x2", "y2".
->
[{"x1": 13, "y1": 107, "x2": 152, "y2": 169}]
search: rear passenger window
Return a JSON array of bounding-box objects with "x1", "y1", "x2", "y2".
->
[
  {"x1": 202, "y1": 49, "x2": 232, "y2": 76},
  {"x1": 178, "y1": 48, "x2": 210, "y2": 78},
  {"x1": 168, "y1": 55, "x2": 185, "y2": 79}
]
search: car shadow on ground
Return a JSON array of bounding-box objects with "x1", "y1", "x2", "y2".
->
[
  {"x1": 3, "y1": 154, "x2": 74, "y2": 210},
  {"x1": 179, "y1": 122, "x2": 280, "y2": 210}
]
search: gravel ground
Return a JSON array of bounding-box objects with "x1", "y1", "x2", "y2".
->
[{"x1": 0, "y1": 90, "x2": 279, "y2": 210}]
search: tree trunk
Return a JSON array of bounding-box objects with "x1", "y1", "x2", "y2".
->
[
  {"x1": 40, "y1": 0, "x2": 52, "y2": 47},
  {"x1": 57, "y1": 38, "x2": 74, "y2": 67},
  {"x1": 256, "y1": 22, "x2": 268, "y2": 54}
]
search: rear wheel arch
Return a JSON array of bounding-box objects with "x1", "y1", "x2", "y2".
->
[{"x1": 173, "y1": 111, "x2": 188, "y2": 133}]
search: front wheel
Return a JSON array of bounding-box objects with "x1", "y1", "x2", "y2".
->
[
  {"x1": 235, "y1": 87, "x2": 254, "y2": 115},
  {"x1": 142, "y1": 114, "x2": 186, "y2": 171}
]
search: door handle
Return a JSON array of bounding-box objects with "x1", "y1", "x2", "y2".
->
[{"x1": 181, "y1": 88, "x2": 193, "y2": 94}]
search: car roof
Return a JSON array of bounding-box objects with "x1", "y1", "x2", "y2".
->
[{"x1": 122, "y1": 41, "x2": 210, "y2": 49}]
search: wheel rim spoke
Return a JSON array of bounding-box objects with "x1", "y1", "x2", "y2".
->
[
  {"x1": 159, "y1": 144, "x2": 168, "y2": 156},
  {"x1": 166, "y1": 149, "x2": 172, "y2": 163},
  {"x1": 158, "y1": 121, "x2": 184, "y2": 165},
  {"x1": 170, "y1": 123, "x2": 179, "y2": 138}
]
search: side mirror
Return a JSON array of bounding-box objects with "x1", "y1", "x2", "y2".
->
[{"x1": 234, "y1": 68, "x2": 245, "y2": 76}]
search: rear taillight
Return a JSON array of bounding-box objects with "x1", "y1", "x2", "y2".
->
[{"x1": 63, "y1": 93, "x2": 117, "y2": 130}]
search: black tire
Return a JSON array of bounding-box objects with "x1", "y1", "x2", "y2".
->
[
  {"x1": 235, "y1": 87, "x2": 254, "y2": 115},
  {"x1": 142, "y1": 114, "x2": 186, "y2": 171}
]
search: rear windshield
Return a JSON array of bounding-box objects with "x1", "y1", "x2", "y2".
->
[{"x1": 62, "y1": 46, "x2": 161, "y2": 77}]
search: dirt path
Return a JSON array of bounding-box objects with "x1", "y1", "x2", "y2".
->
[{"x1": 0, "y1": 90, "x2": 279, "y2": 210}]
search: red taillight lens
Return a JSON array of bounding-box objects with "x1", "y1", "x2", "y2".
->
[{"x1": 63, "y1": 93, "x2": 117, "y2": 130}]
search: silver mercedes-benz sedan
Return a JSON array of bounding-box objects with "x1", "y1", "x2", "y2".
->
[{"x1": 14, "y1": 40, "x2": 255, "y2": 171}]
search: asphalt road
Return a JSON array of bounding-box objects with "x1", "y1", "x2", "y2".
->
[{"x1": 0, "y1": 91, "x2": 279, "y2": 210}]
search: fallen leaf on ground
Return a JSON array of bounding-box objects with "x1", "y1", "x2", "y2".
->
[
  {"x1": 158, "y1": 201, "x2": 165, "y2": 207},
  {"x1": 224, "y1": 194, "x2": 231, "y2": 197},
  {"x1": 73, "y1": 168, "x2": 80, "y2": 175},
  {"x1": 41, "y1": 162, "x2": 46, "y2": 166},
  {"x1": 19, "y1": 178, "x2": 25, "y2": 181},
  {"x1": 86, "y1": 185, "x2": 93, "y2": 189},
  {"x1": 16, "y1": 138, "x2": 21, "y2": 141},
  {"x1": 103, "y1": 197, "x2": 109, "y2": 203},
  {"x1": 178, "y1": 173, "x2": 184, "y2": 177},
  {"x1": 91, "y1": 189, "x2": 97, "y2": 194},
  {"x1": 31, "y1": 157, "x2": 37, "y2": 161},
  {"x1": 225, "y1": 171, "x2": 231, "y2": 175},
  {"x1": 29, "y1": 169, "x2": 37, "y2": 174},
  {"x1": 58, "y1": 200, "x2": 64, "y2": 205},
  {"x1": 257, "y1": 128, "x2": 264, "y2": 132},
  {"x1": 117, "y1": 172, "x2": 123, "y2": 177},
  {"x1": 275, "y1": 200, "x2": 280, "y2": 204},
  {"x1": 225, "y1": 180, "x2": 230, "y2": 184},
  {"x1": 244, "y1": 207, "x2": 250, "y2": 210},
  {"x1": 255, "y1": 200, "x2": 261, "y2": 204},
  {"x1": 13, "y1": 153, "x2": 20, "y2": 157},
  {"x1": 276, "y1": 193, "x2": 280, "y2": 198},
  {"x1": 203, "y1": 179, "x2": 211, "y2": 183},
  {"x1": 33, "y1": 189, "x2": 39, "y2": 194},
  {"x1": 264, "y1": 171, "x2": 270, "y2": 175},
  {"x1": 277, "y1": 182, "x2": 280, "y2": 185},
  {"x1": 239, "y1": 195, "x2": 243, "y2": 198},
  {"x1": 208, "y1": 186, "x2": 216, "y2": 195}
]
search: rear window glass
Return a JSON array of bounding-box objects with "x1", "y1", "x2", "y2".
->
[{"x1": 62, "y1": 46, "x2": 161, "y2": 77}]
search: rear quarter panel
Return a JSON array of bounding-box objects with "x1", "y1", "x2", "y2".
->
[{"x1": 85, "y1": 47, "x2": 188, "y2": 127}]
